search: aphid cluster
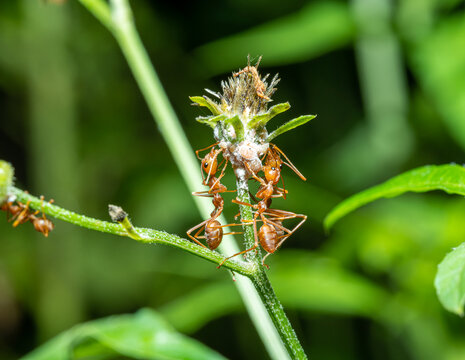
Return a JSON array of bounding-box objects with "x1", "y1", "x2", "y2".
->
[
  {"x1": 188, "y1": 57, "x2": 308, "y2": 268},
  {"x1": 1, "y1": 195, "x2": 54, "y2": 237}
]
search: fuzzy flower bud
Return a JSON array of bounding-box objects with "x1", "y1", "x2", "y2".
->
[{"x1": 190, "y1": 56, "x2": 316, "y2": 182}]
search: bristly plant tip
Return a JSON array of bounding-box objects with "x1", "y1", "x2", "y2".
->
[{"x1": 190, "y1": 55, "x2": 317, "y2": 182}]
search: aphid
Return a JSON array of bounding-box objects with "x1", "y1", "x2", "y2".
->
[
  {"x1": 187, "y1": 144, "x2": 241, "y2": 249},
  {"x1": 1, "y1": 195, "x2": 55, "y2": 237},
  {"x1": 233, "y1": 56, "x2": 270, "y2": 101}
]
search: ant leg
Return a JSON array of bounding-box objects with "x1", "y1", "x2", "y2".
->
[
  {"x1": 199, "y1": 162, "x2": 206, "y2": 183},
  {"x1": 217, "y1": 243, "x2": 258, "y2": 267},
  {"x1": 270, "y1": 187, "x2": 287, "y2": 199},
  {"x1": 217, "y1": 213, "x2": 260, "y2": 268},
  {"x1": 40, "y1": 197, "x2": 54, "y2": 222},
  {"x1": 280, "y1": 175, "x2": 287, "y2": 200},
  {"x1": 217, "y1": 222, "x2": 246, "y2": 228},
  {"x1": 223, "y1": 231, "x2": 243, "y2": 236},
  {"x1": 266, "y1": 208, "x2": 306, "y2": 223},
  {"x1": 270, "y1": 144, "x2": 306, "y2": 181},
  {"x1": 261, "y1": 217, "x2": 307, "y2": 268},
  {"x1": 249, "y1": 191, "x2": 259, "y2": 203},
  {"x1": 195, "y1": 142, "x2": 219, "y2": 160},
  {"x1": 233, "y1": 69, "x2": 247, "y2": 77},
  {"x1": 208, "y1": 156, "x2": 228, "y2": 193},
  {"x1": 268, "y1": 213, "x2": 307, "y2": 252},
  {"x1": 244, "y1": 162, "x2": 266, "y2": 186},
  {"x1": 32, "y1": 195, "x2": 46, "y2": 217},
  {"x1": 264, "y1": 218, "x2": 293, "y2": 236},
  {"x1": 231, "y1": 199, "x2": 255, "y2": 208},
  {"x1": 233, "y1": 198, "x2": 257, "y2": 219},
  {"x1": 205, "y1": 148, "x2": 223, "y2": 186},
  {"x1": 13, "y1": 201, "x2": 31, "y2": 227},
  {"x1": 192, "y1": 191, "x2": 214, "y2": 197},
  {"x1": 207, "y1": 188, "x2": 236, "y2": 195},
  {"x1": 186, "y1": 219, "x2": 209, "y2": 249},
  {"x1": 262, "y1": 252, "x2": 273, "y2": 268},
  {"x1": 264, "y1": 210, "x2": 306, "y2": 237}
]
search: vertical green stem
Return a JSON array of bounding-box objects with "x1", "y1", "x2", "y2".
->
[{"x1": 236, "y1": 180, "x2": 307, "y2": 360}]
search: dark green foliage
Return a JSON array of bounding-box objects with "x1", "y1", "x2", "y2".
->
[{"x1": 1, "y1": 0, "x2": 465, "y2": 359}]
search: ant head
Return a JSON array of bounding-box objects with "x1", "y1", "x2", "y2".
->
[
  {"x1": 265, "y1": 147, "x2": 283, "y2": 167},
  {"x1": 202, "y1": 150, "x2": 219, "y2": 176},
  {"x1": 34, "y1": 218, "x2": 54, "y2": 236},
  {"x1": 263, "y1": 165, "x2": 280, "y2": 185}
]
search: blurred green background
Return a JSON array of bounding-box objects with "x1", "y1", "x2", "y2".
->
[{"x1": 1, "y1": 0, "x2": 465, "y2": 359}]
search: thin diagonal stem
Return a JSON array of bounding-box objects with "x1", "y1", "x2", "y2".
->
[{"x1": 7, "y1": 186, "x2": 254, "y2": 277}]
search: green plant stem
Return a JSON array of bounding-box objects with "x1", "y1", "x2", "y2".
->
[
  {"x1": 79, "y1": 1, "x2": 305, "y2": 358},
  {"x1": 236, "y1": 181, "x2": 307, "y2": 360},
  {"x1": 8, "y1": 186, "x2": 253, "y2": 277}
]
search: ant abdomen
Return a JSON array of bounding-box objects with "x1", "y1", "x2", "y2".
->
[
  {"x1": 259, "y1": 224, "x2": 278, "y2": 254},
  {"x1": 33, "y1": 218, "x2": 54, "y2": 237},
  {"x1": 205, "y1": 220, "x2": 223, "y2": 250}
]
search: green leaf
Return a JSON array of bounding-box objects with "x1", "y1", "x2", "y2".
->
[
  {"x1": 190, "y1": 96, "x2": 221, "y2": 116},
  {"x1": 196, "y1": 114, "x2": 227, "y2": 128},
  {"x1": 248, "y1": 102, "x2": 290, "y2": 129},
  {"x1": 266, "y1": 115, "x2": 316, "y2": 142},
  {"x1": 324, "y1": 164, "x2": 465, "y2": 231},
  {"x1": 23, "y1": 309, "x2": 226, "y2": 360},
  {"x1": 435, "y1": 242, "x2": 465, "y2": 316},
  {"x1": 0, "y1": 160, "x2": 13, "y2": 201},
  {"x1": 193, "y1": 2, "x2": 355, "y2": 76},
  {"x1": 224, "y1": 115, "x2": 244, "y2": 141}
]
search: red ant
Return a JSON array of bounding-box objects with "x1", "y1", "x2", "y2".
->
[
  {"x1": 187, "y1": 144, "x2": 242, "y2": 250},
  {"x1": 233, "y1": 56, "x2": 270, "y2": 101},
  {"x1": 195, "y1": 143, "x2": 228, "y2": 195},
  {"x1": 1, "y1": 195, "x2": 55, "y2": 237},
  {"x1": 221, "y1": 191, "x2": 306, "y2": 268},
  {"x1": 219, "y1": 144, "x2": 307, "y2": 268},
  {"x1": 260, "y1": 143, "x2": 306, "y2": 195}
]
